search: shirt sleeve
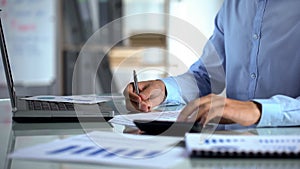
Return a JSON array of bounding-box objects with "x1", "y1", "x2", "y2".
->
[
  {"x1": 161, "y1": 4, "x2": 227, "y2": 104},
  {"x1": 254, "y1": 95, "x2": 300, "y2": 127},
  {"x1": 160, "y1": 76, "x2": 184, "y2": 105},
  {"x1": 161, "y1": 71, "x2": 200, "y2": 105}
]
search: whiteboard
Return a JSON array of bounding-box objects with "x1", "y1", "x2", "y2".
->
[{"x1": 0, "y1": 0, "x2": 57, "y2": 85}]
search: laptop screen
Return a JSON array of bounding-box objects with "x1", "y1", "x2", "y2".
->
[{"x1": 0, "y1": 10, "x2": 17, "y2": 110}]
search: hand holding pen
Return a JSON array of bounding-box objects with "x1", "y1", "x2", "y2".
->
[{"x1": 123, "y1": 70, "x2": 167, "y2": 112}]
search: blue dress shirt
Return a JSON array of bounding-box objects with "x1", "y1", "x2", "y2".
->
[{"x1": 162, "y1": 0, "x2": 300, "y2": 127}]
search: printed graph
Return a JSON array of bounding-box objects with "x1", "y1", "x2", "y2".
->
[{"x1": 47, "y1": 145, "x2": 163, "y2": 159}]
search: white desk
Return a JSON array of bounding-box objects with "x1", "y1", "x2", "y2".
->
[{"x1": 1, "y1": 99, "x2": 300, "y2": 169}]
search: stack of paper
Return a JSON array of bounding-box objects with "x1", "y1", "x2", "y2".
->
[
  {"x1": 108, "y1": 110, "x2": 180, "y2": 127},
  {"x1": 185, "y1": 133, "x2": 300, "y2": 158}
]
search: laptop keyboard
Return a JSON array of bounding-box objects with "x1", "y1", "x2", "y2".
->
[
  {"x1": 26, "y1": 100, "x2": 116, "y2": 117},
  {"x1": 27, "y1": 100, "x2": 75, "y2": 111}
]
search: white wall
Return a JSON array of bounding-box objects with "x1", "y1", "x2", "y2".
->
[
  {"x1": 0, "y1": 0, "x2": 57, "y2": 86},
  {"x1": 113, "y1": 0, "x2": 223, "y2": 93},
  {"x1": 168, "y1": 0, "x2": 223, "y2": 76},
  {"x1": 123, "y1": 0, "x2": 165, "y2": 39}
]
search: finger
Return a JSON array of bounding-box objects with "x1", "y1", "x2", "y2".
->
[
  {"x1": 185, "y1": 110, "x2": 199, "y2": 123},
  {"x1": 185, "y1": 95, "x2": 220, "y2": 124},
  {"x1": 178, "y1": 94, "x2": 215, "y2": 122},
  {"x1": 177, "y1": 98, "x2": 204, "y2": 121},
  {"x1": 205, "y1": 96, "x2": 226, "y2": 123},
  {"x1": 202, "y1": 113, "x2": 221, "y2": 126},
  {"x1": 197, "y1": 105, "x2": 209, "y2": 125},
  {"x1": 148, "y1": 88, "x2": 165, "y2": 106},
  {"x1": 124, "y1": 83, "x2": 142, "y2": 104},
  {"x1": 123, "y1": 83, "x2": 142, "y2": 112},
  {"x1": 139, "y1": 84, "x2": 160, "y2": 100},
  {"x1": 138, "y1": 86, "x2": 165, "y2": 111},
  {"x1": 200, "y1": 105, "x2": 224, "y2": 126},
  {"x1": 125, "y1": 96, "x2": 151, "y2": 113},
  {"x1": 139, "y1": 99, "x2": 152, "y2": 112},
  {"x1": 125, "y1": 98, "x2": 140, "y2": 112},
  {"x1": 123, "y1": 83, "x2": 133, "y2": 98}
]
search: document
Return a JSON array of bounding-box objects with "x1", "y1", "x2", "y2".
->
[
  {"x1": 22, "y1": 95, "x2": 124, "y2": 104},
  {"x1": 10, "y1": 131, "x2": 186, "y2": 169},
  {"x1": 185, "y1": 133, "x2": 300, "y2": 158},
  {"x1": 108, "y1": 110, "x2": 181, "y2": 127}
]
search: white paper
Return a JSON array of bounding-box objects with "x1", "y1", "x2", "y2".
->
[
  {"x1": 185, "y1": 133, "x2": 300, "y2": 155},
  {"x1": 10, "y1": 131, "x2": 185, "y2": 169},
  {"x1": 22, "y1": 95, "x2": 124, "y2": 104},
  {"x1": 108, "y1": 110, "x2": 181, "y2": 127}
]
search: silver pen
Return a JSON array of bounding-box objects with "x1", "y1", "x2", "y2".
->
[{"x1": 133, "y1": 70, "x2": 139, "y2": 95}]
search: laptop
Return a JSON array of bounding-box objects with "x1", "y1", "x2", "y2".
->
[{"x1": 0, "y1": 11, "x2": 118, "y2": 123}]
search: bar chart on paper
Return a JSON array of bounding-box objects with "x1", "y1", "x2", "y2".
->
[
  {"x1": 9, "y1": 131, "x2": 185, "y2": 168},
  {"x1": 47, "y1": 144, "x2": 163, "y2": 158}
]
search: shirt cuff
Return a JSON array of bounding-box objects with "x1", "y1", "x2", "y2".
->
[
  {"x1": 160, "y1": 77, "x2": 184, "y2": 105},
  {"x1": 253, "y1": 99, "x2": 282, "y2": 127}
]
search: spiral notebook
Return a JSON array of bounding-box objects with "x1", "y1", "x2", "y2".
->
[{"x1": 185, "y1": 133, "x2": 300, "y2": 158}]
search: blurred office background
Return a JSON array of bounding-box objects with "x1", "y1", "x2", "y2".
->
[{"x1": 0, "y1": 0, "x2": 223, "y2": 99}]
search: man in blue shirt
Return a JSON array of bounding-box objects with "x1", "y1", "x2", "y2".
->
[{"x1": 123, "y1": 0, "x2": 300, "y2": 127}]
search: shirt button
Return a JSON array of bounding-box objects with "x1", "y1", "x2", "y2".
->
[
  {"x1": 253, "y1": 34, "x2": 259, "y2": 39},
  {"x1": 251, "y1": 73, "x2": 257, "y2": 79}
]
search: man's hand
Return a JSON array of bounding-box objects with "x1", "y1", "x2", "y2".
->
[
  {"x1": 177, "y1": 94, "x2": 261, "y2": 126},
  {"x1": 123, "y1": 80, "x2": 166, "y2": 112}
]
